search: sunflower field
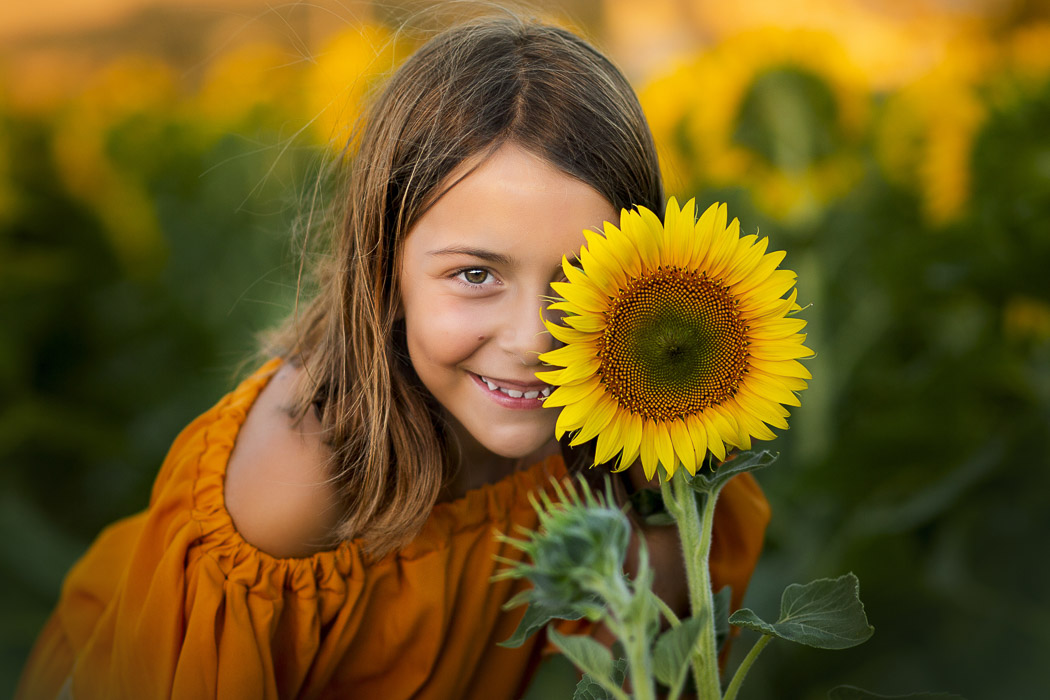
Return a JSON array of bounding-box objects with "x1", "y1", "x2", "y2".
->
[{"x1": 2, "y1": 5, "x2": 1048, "y2": 698}]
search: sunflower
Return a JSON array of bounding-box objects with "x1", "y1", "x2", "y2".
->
[{"x1": 537, "y1": 199, "x2": 812, "y2": 480}]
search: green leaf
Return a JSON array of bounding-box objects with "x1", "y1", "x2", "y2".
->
[
  {"x1": 653, "y1": 616, "x2": 703, "y2": 688},
  {"x1": 574, "y1": 659, "x2": 628, "y2": 700},
  {"x1": 828, "y1": 686, "x2": 967, "y2": 700},
  {"x1": 549, "y1": 628, "x2": 616, "y2": 684},
  {"x1": 500, "y1": 600, "x2": 588, "y2": 648},
  {"x1": 689, "y1": 451, "x2": 779, "y2": 492},
  {"x1": 714, "y1": 586, "x2": 732, "y2": 653},
  {"x1": 729, "y1": 573, "x2": 874, "y2": 650}
]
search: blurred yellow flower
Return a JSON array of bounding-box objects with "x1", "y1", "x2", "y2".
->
[
  {"x1": 1004, "y1": 296, "x2": 1050, "y2": 343},
  {"x1": 875, "y1": 35, "x2": 994, "y2": 226},
  {"x1": 51, "y1": 55, "x2": 177, "y2": 275},
  {"x1": 642, "y1": 28, "x2": 869, "y2": 224},
  {"x1": 1005, "y1": 23, "x2": 1050, "y2": 86},
  {"x1": 305, "y1": 23, "x2": 407, "y2": 147},
  {"x1": 194, "y1": 42, "x2": 304, "y2": 130}
]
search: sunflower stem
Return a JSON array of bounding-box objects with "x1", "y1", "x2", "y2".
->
[{"x1": 663, "y1": 468, "x2": 723, "y2": 700}]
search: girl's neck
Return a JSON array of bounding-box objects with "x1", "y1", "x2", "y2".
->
[{"x1": 437, "y1": 422, "x2": 560, "y2": 503}]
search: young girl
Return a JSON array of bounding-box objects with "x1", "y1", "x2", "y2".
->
[{"x1": 18, "y1": 15, "x2": 770, "y2": 699}]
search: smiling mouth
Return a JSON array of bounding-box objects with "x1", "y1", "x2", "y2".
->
[{"x1": 471, "y1": 373, "x2": 552, "y2": 401}]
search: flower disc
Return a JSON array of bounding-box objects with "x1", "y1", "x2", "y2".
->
[{"x1": 599, "y1": 268, "x2": 748, "y2": 421}]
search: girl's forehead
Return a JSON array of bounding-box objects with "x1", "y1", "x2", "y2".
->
[{"x1": 405, "y1": 144, "x2": 616, "y2": 258}]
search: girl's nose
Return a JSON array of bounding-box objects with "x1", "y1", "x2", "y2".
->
[{"x1": 501, "y1": 288, "x2": 557, "y2": 366}]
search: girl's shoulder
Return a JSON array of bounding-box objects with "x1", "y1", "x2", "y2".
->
[{"x1": 224, "y1": 360, "x2": 344, "y2": 558}]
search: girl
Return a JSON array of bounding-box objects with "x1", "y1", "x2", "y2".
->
[{"x1": 18, "y1": 14, "x2": 770, "y2": 699}]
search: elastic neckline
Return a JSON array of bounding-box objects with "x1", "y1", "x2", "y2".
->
[{"x1": 195, "y1": 357, "x2": 565, "y2": 569}]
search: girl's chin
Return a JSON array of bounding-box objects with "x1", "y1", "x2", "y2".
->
[{"x1": 471, "y1": 434, "x2": 561, "y2": 464}]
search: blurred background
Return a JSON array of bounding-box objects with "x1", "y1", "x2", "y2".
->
[{"x1": 2, "y1": 0, "x2": 1049, "y2": 697}]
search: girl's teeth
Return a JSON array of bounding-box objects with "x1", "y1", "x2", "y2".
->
[{"x1": 480, "y1": 375, "x2": 551, "y2": 400}]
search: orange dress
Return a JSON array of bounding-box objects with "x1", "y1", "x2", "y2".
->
[{"x1": 17, "y1": 359, "x2": 771, "y2": 700}]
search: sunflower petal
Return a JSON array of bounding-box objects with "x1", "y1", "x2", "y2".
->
[
  {"x1": 543, "y1": 318, "x2": 595, "y2": 345},
  {"x1": 731, "y1": 249, "x2": 788, "y2": 297},
  {"x1": 668, "y1": 418, "x2": 696, "y2": 475},
  {"x1": 538, "y1": 342, "x2": 598, "y2": 368},
  {"x1": 543, "y1": 378, "x2": 603, "y2": 408},
  {"x1": 654, "y1": 421, "x2": 676, "y2": 477},
  {"x1": 550, "y1": 281, "x2": 608, "y2": 314},
  {"x1": 563, "y1": 312, "x2": 607, "y2": 333},
  {"x1": 689, "y1": 201, "x2": 720, "y2": 268},
  {"x1": 569, "y1": 395, "x2": 619, "y2": 446},
  {"x1": 618, "y1": 412, "x2": 643, "y2": 472},
  {"x1": 640, "y1": 420, "x2": 658, "y2": 480},
  {"x1": 594, "y1": 410, "x2": 627, "y2": 464}
]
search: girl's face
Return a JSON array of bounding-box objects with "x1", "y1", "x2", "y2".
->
[{"x1": 400, "y1": 143, "x2": 617, "y2": 465}]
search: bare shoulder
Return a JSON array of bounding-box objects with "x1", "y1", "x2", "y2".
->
[{"x1": 224, "y1": 362, "x2": 343, "y2": 558}]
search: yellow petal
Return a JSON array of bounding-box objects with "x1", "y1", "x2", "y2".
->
[
  {"x1": 569, "y1": 394, "x2": 619, "y2": 446},
  {"x1": 696, "y1": 414, "x2": 725, "y2": 461},
  {"x1": 535, "y1": 355, "x2": 600, "y2": 385},
  {"x1": 748, "y1": 358, "x2": 813, "y2": 380},
  {"x1": 543, "y1": 378, "x2": 603, "y2": 408},
  {"x1": 617, "y1": 412, "x2": 643, "y2": 471},
  {"x1": 628, "y1": 209, "x2": 661, "y2": 272},
  {"x1": 731, "y1": 249, "x2": 787, "y2": 297},
  {"x1": 578, "y1": 245, "x2": 619, "y2": 296},
  {"x1": 594, "y1": 410, "x2": 628, "y2": 464},
  {"x1": 668, "y1": 418, "x2": 696, "y2": 475},
  {"x1": 538, "y1": 341, "x2": 598, "y2": 368},
  {"x1": 640, "y1": 420, "x2": 658, "y2": 480},
  {"x1": 583, "y1": 230, "x2": 628, "y2": 292},
  {"x1": 564, "y1": 313, "x2": 607, "y2": 333},
  {"x1": 721, "y1": 235, "x2": 766, "y2": 287},
  {"x1": 542, "y1": 317, "x2": 596, "y2": 345},
  {"x1": 654, "y1": 421, "x2": 676, "y2": 476},
  {"x1": 550, "y1": 280, "x2": 608, "y2": 314},
  {"x1": 747, "y1": 317, "x2": 807, "y2": 340},
  {"x1": 748, "y1": 340, "x2": 814, "y2": 361},
  {"x1": 689, "y1": 201, "x2": 720, "y2": 268},
  {"x1": 742, "y1": 372, "x2": 802, "y2": 407},
  {"x1": 705, "y1": 217, "x2": 742, "y2": 280},
  {"x1": 603, "y1": 220, "x2": 643, "y2": 279}
]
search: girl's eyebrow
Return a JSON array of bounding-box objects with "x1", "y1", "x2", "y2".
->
[{"x1": 426, "y1": 246, "x2": 513, "y2": 265}]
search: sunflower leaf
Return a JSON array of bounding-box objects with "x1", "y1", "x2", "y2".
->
[
  {"x1": 689, "y1": 450, "x2": 779, "y2": 492},
  {"x1": 499, "y1": 599, "x2": 591, "y2": 648},
  {"x1": 827, "y1": 686, "x2": 967, "y2": 700},
  {"x1": 549, "y1": 628, "x2": 616, "y2": 686},
  {"x1": 573, "y1": 659, "x2": 628, "y2": 700},
  {"x1": 714, "y1": 585, "x2": 732, "y2": 652},
  {"x1": 652, "y1": 615, "x2": 704, "y2": 689},
  {"x1": 728, "y1": 573, "x2": 874, "y2": 649}
]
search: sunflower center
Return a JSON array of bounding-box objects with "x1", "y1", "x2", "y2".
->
[{"x1": 596, "y1": 267, "x2": 749, "y2": 421}]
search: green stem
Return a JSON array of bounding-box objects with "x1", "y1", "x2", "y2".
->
[
  {"x1": 663, "y1": 469, "x2": 724, "y2": 700},
  {"x1": 722, "y1": 635, "x2": 773, "y2": 700},
  {"x1": 597, "y1": 575, "x2": 657, "y2": 700},
  {"x1": 623, "y1": 623, "x2": 656, "y2": 700},
  {"x1": 651, "y1": 590, "x2": 681, "y2": 628}
]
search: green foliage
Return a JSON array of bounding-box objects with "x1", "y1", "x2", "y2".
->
[
  {"x1": 549, "y1": 628, "x2": 617, "y2": 687},
  {"x1": 828, "y1": 687, "x2": 967, "y2": 700},
  {"x1": 729, "y1": 573, "x2": 874, "y2": 650},
  {"x1": 575, "y1": 659, "x2": 629, "y2": 700},
  {"x1": 652, "y1": 617, "x2": 704, "y2": 691}
]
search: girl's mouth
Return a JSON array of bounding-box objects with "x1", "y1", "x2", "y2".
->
[{"x1": 468, "y1": 372, "x2": 552, "y2": 409}]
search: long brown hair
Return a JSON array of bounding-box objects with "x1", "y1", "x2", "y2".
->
[{"x1": 270, "y1": 13, "x2": 663, "y2": 558}]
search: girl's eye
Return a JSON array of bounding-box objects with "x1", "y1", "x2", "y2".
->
[{"x1": 456, "y1": 268, "x2": 493, "y2": 286}]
